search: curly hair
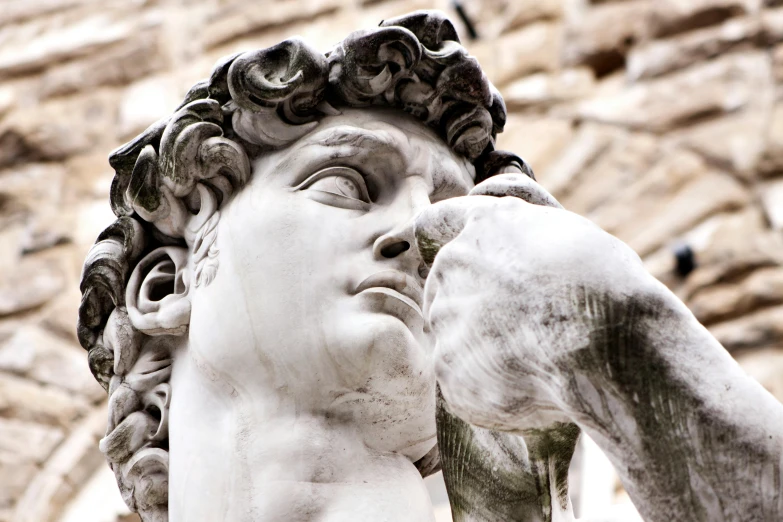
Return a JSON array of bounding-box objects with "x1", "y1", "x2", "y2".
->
[{"x1": 78, "y1": 10, "x2": 532, "y2": 521}]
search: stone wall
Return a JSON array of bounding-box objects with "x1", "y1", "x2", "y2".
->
[{"x1": 1, "y1": 0, "x2": 782, "y2": 520}]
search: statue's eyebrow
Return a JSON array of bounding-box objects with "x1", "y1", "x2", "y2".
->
[
  {"x1": 311, "y1": 126, "x2": 403, "y2": 156},
  {"x1": 275, "y1": 126, "x2": 408, "y2": 174},
  {"x1": 319, "y1": 128, "x2": 394, "y2": 149}
]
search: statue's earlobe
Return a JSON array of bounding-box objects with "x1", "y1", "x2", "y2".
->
[{"x1": 126, "y1": 246, "x2": 191, "y2": 336}]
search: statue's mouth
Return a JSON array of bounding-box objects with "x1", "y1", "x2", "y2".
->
[{"x1": 355, "y1": 270, "x2": 424, "y2": 317}]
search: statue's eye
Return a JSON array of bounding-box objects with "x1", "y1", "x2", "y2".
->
[
  {"x1": 309, "y1": 173, "x2": 365, "y2": 200},
  {"x1": 295, "y1": 167, "x2": 372, "y2": 210}
]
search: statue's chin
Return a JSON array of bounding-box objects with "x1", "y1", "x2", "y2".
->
[{"x1": 325, "y1": 313, "x2": 436, "y2": 455}]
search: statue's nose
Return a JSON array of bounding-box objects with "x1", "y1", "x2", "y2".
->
[
  {"x1": 373, "y1": 221, "x2": 430, "y2": 280},
  {"x1": 372, "y1": 179, "x2": 432, "y2": 275},
  {"x1": 373, "y1": 216, "x2": 416, "y2": 261}
]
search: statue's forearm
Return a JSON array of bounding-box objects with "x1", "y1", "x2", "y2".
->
[
  {"x1": 419, "y1": 191, "x2": 783, "y2": 521},
  {"x1": 557, "y1": 290, "x2": 783, "y2": 522}
]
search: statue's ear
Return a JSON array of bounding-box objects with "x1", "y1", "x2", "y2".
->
[{"x1": 126, "y1": 247, "x2": 191, "y2": 336}]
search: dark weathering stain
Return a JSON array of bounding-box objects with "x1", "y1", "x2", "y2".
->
[
  {"x1": 564, "y1": 291, "x2": 781, "y2": 520},
  {"x1": 436, "y1": 388, "x2": 579, "y2": 522}
]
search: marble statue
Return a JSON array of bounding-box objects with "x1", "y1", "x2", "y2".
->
[{"x1": 78, "y1": 10, "x2": 783, "y2": 522}]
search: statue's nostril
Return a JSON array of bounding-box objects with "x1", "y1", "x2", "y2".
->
[{"x1": 380, "y1": 241, "x2": 410, "y2": 258}]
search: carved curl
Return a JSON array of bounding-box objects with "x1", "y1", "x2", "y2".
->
[
  {"x1": 78, "y1": 10, "x2": 533, "y2": 522},
  {"x1": 328, "y1": 12, "x2": 502, "y2": 160}
]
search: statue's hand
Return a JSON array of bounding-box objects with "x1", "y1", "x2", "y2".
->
[{"x1": 415, "y1": 174, "x2": 668, "y2": 433}]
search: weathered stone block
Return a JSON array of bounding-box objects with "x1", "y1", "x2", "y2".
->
[
  {"x1": 40, "y1": 287, "x2": 82, "y2": 344},
  {"x1": 117, "y1": 75, "x2": 183, "y2": 140},
  {"x1": 11, "y1": 406, "x2": 106, "y2": 522},
  {"x1": 538, "y1": 122, "x2": 620, "y2": 198},
  {"x1": 647, "y1": 0, "x2": 760, "y2": 39},
  {"x1": 0, "y1": 116, "x2": 90, "y2": 169},
  {"x1": 759, "y1": 103, "x2": 783, "y2": 176},
  {"x1": 0, "y1": 0, "x2": 85, "y2": 27},
  {"x1": 561, "y1": 132, "x2": 660, "y2": 216},
  {"x1": 627, "y1": 17, "x2": 761, "y2": 80},
  {"x1": 495, "y1": 115, "x2": 574, "y2": 179},
  {"x1": 563, "y1": 0, "x2": 652, "y2": 76},
  {"x1": 503, "y1": 68, "x2": 595, "y2": 109},
  {"x1": 565, "y1": 0, "x2": 760, "y2": 76},
  {"x1": 203, "y1": 0, "x2": 343, "y2": 49},
  {"x1": 675, "y1": 110, "x2": 771, "y2": 181},
  {"x1": 471, "y1": 22, "x2": 561, "y2": 86},
  {"x1": 762, "y1": 7, "x2": 783, "y2": 43},
  {"x1": 43, "y1": 407, "x2": 106, "y2": 489},
  {"x1": 772, "y1": 42, "x2": 783, "y2": 84},
  {"x1": 577, "y1": 51, "x2": 771, "y2": 132},
  {"x1": 623, "y1": 170, "x2": 750, "y2": 257},
  {"x1": 683, "y1": 208, "x2": 783, "y2": 297},
  {"x1": 0, "y1": 326, "x2": 104, "y2": 400},
  {"x1": 0, "y1": 451, "x2": 37, "y2": 510},
  {"x1": 0, "y1": 89, "x2": 119, "y2": 168},
  {"x1": 460, "y1": 0, "x2": 563, "y2": 39},
  {"x1": 760, "y1": 178, "x2": 783, "y2": 229},
  {"x1": 690, "y1": 267, "x2": 783, "y2": 323},
  {"x1": 39, "y1": 30, "x2": 165, "y2": 99},
  {"x1": 0, "y1": 15, "x2": 134, "y2": 80},
  {"x1": 735, "y1": 347, "x2": 783, "y2": 402},
  {"x1": 0, "y1": 417, "x2": 63, "y2": 464},
  {"x1": 0, "y1": 87, "x2": 13, "y2": 120},
  {"x1": 0, "y1": 258, "x2": 64, "y2": 317},
  {"x1": 590, "y1": 149, "x2": 708, "y2": 236},
  {"x1": 710, "y1": 305, "x2": 783, "y2": 351},
  {"x1": 11, "y1": 469, "x2": 75, "y2": 522},
  {"x1": 0, "y1": 372, "x2": 89, "y2": 426},
  {"x1": 0, "y1": 164, "x2": 65, "y2": 217},
  {"x1": 0, "y1": 163, "x2": 72, "y2": 254}
]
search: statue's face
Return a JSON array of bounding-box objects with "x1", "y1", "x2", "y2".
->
[{"x1": 186, "y1": 108, "x2": 474, "y2": 461}]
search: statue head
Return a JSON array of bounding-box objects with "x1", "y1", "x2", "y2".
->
[{"x1": 78, "y1": 10, "x2": 532, "y2": 521}]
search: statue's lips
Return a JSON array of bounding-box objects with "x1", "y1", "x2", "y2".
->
[{"x1": 355, "y1": 270, "x2": 424, "y2": 318}]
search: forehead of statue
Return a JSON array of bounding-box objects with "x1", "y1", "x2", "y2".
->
[{"x1": 257, "y1": 107, "x2": 476, "y2": 195}]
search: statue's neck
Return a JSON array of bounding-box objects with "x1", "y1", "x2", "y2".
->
[{"x1": 167, "y1": 350, "x2": 435, "y2": 522}]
